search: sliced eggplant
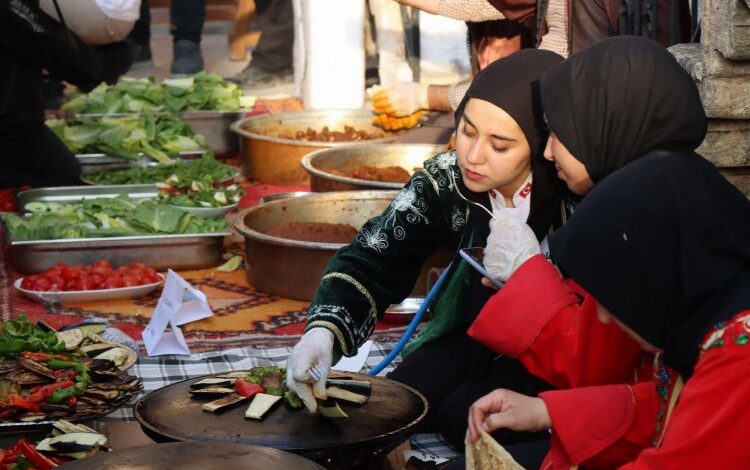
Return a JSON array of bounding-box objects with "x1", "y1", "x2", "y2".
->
[
  {"x1": 93, "y1": 347, "x2": 128, "y2": 366},
  {"x1": 190, "y1": 377, "x2": 235, "y2": 389},
  {"x1": 41, "y1": 432, "x2": 107, "y2": 453},
  {"x1": 326, "y1": 379, "x2": 371, "y2": 395},
  {"x1": 84, "y1": 389, "x2": 119, "y2": 400},
  {"x1": 55, "y1": 329, "x2": 84, "y2": 350},
  {"x1": 72, "y1": 323, "x2": 108, "y2": 336},
  {"x1": 214, "y1": 371, "x2": 251, "y2": 379},
  {"x1": 318, "y1": 398, "x2": 349, "y2": 419},
  {"x1": 325, "y1": 386, "x2": 368, "y2": 405},
  {"x1": 5, "y1": 369, "x2": 50, "y2": 385},
  {"x1": 244, "y1": 393, "x2": 282, "y2": 420},
  {"x1": 201, "y1": 393, "x2": 248, "y2": 412},
  {"x1": 59, "y1": 448, "x2": 101, "y2": 460},
  {"x1": 18, "y1": 412, "x2": 47, "y2": 422},
  {"x1": 78, "y1": 343, "x2": 116, "y2": 357},
  {"x1": 53, "y1": 420, "x2": 98, "y2": 435},
  {"x1": 189, "y1": 387, "x2": 235, "y2": 396},
  {"x1": 19, "y1": 358, "x2": 57, "y2": 380}
]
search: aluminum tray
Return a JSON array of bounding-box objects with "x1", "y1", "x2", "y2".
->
[
  {"x1": 16, "y1": 184, "x2": 159, "y2": 209},
  {"x1": 77, "y1": 151, "x2": 205, "y2": 175},
  {"x1": 77, "y1": 110, "x2": 245, "y2": 157},
  {"x1": 7, "y1": 185, "x2": 230, "y2": 273}
]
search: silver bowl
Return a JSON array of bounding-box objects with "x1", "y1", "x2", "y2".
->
[
  {"x1": 233, "y1": 191, "x2": 450, "y2": 300},
  {"x1": 301, "y1": 143, "x2": 443, "y2": 192},
  {"x1": 230, "y1": 109, "x2": 401, "y2": 185}
]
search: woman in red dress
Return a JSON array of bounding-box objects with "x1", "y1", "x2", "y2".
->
[{"x1": 468, "y1": 150, "x2": 750, "y2": 468}]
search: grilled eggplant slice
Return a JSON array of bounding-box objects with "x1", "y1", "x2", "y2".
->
[
  {"x1": 18, "y1": 412, "x2": 47, "y2": 422},
  {"x1": 78, "y1": 343, "x2": 116, "y2": 357},
  {"x1": 19, "y1": 358, "x2": 57, "y2": 380},
  {"x1": 325, "y1": 386, "x2": 368, "y2": 405},
  {"x1": 93, "y1": 347, "x2": 128, "y2": 366},
  {"x1": 326, "y1": 379, "x2": 371, "y2": 395},
  {"x1": 214, "y1": 371, "x2": 250, "y2": 379},
  {"x1": 244, "y1": 393, "x2": 282, "y2": 420},
  {"x1": 56, "y1": 329, "x2": 84, "y2": 350},
  {"x1": 191, "y1": 377, "x2": 235, "y2": 389},
  {"x1": 189, "y1": 387, "x2": 235, "y2": 396},
  {"x1": 318, "y1": 398, "x2": 349, "y2": 419},
  {"x1": 201, "y1": 393, "x2": 248, "y2": 412},
  {"x1": 6, "y1": 369, "x2": 51, "y2": 386},
  {"x1": 52, "y1": 420, "x2": 98, "y2": 435},
  {"x1": 39, "y1": 432, "x2": 107, "y2": 453}
]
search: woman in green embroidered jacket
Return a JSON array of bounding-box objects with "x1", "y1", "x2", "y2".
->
[{"x1": 286, "y1": 49, "x2": 571, "y2": 450}]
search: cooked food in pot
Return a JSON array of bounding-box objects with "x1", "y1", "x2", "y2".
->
[{"x1": 266, "y1": 222, "x2": 358, "y2": 244}]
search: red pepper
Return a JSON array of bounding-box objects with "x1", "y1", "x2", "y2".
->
[
  {"x1": 18, "y1": 439, "x2": 58, "y2": 470},
  {"x1": 28, "y1": 381, "x2": 75, "y2": 402},
  {"x1": 235, "y1": 379, "x2": 265, "y2": 398},
  {"x1": 67, "y1": 396, "x2": 77, "y2": 408},
  {"x1": 7, "y1": 396, "x2": 41, "y2": 412},
  {"x1": 20, "y1": 351, "x2": 71, "y2": 362}
]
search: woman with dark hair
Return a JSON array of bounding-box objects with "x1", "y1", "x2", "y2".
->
[
  {"x1": 469, "y1": 151, "x2": 750, "y2": 468},
  {"x1": 285, "y1": 49, "x2": 571, "y2": 456}
]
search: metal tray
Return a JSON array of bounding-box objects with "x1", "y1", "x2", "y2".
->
[
  {"x1": 7, "y1": 185, "x2": 230, "y2": 273},
  {"x1": 77, "y1": 110, "x2": 245, "y2": 157},
  {"x1": 77, "y1": 151, "x2": 206, "y2": 175},
  {"x1": 16, "y1": 184, "x2": 158, "y2": 209}
]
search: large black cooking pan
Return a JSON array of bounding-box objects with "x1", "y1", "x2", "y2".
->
[
  {"x1": 58, "y1": 441, "x2": 325, "y2": 469},
  {"x1": 134, "y1": 371, "x2": 427, "y2": 468}
]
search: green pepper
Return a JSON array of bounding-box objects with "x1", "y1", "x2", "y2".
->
[
  {"x1": 0, "y1": 338, "x2": 27, "y2": 354},
  {"x1": 48, "y1": 382, "x2": 86, "y2": 404},
  {"x1": 47, "y1": 359, "x2": 89, "y2": 373}
]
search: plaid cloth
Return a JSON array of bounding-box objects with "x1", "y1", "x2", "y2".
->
[{"x1": 99, "y1": 342, "x2": 460, "y2": 461}]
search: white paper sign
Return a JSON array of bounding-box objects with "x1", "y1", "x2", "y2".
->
[
  {"x1": 142, "y1": 270, "x2": 213, "y2": 356},
  {"x1": 332, "y1": 340, "x2": 373, "y2": 373}
]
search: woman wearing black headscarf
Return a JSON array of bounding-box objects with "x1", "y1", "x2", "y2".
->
[
  {"x1": 468, "y1": 152, "x2": 750, "y2": 468},
  {"x1": 284, "y1": 49, "x2": 570, "y2": 456}
]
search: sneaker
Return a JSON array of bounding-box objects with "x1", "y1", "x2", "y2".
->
[
  {"x1": 229, "y1": 66, "x2": 293, "y2": 88},
  {"x1": 171, "y1": 39, "x2": 204, "y2": 75}
]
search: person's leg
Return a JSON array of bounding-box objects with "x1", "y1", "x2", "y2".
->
[
  {"x1": 170, "y1": 0, "x2": 206, "y2": 74},
  {"x1": 231, "y1": 0, "x2": 294, "y2": 86},
  {"x1": 126, "y1": 0, "x2": 153, "y2": 67},
  {"x1": 436, "y1": 355, "x2": 553, "y2": 450},
  {"x1": 388, "y1": 331, "x2": 488, "y2": 433}
]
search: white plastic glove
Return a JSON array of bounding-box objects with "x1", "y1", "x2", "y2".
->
[
  {"x1": 368, "y1": 82, "x2": 430, "y2": 117},
  {"x1": 484, "y1": 212, "x2": 540, "y2": 282},
  {"x1": 285, "y1": 327, "x2": 334, "y2": 414}
]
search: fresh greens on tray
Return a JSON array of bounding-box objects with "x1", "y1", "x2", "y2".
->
[
  {"x1": 2, "y1": 195, "x2": 227, "y2": 241},
  {"x1": 61, "y1": 72, "x2": 251, "y2": 114},
  {"x1": 84, "y1": 154, "x2": 236, "y2": 186},
  {"x1": 46, "y1": 113, "x2": 207, "y2": 164},
  {"x1": 160, "y1": 182, "x2": 244, "y2": 208}
]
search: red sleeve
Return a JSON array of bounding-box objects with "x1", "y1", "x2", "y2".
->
[
  {"x1": 617, "y1": 342, "x2": 750, "y2": 469},
  {"x1": 541, "y1": 383, "x2": 658, "y2": 469},
  {"x1": 468, "y1": 255, "x2": 644, "y2": 389}
]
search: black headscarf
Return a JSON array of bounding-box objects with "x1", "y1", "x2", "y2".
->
[
  {"x1": 550, "y1": 152, "x2": 750, "y2": 378},
  {"x1": 540, "y1": 36, "x2": 707, "y2": 184},
  {"x1": 455, "y1": 49, "x2": 566, "y2": 241}
]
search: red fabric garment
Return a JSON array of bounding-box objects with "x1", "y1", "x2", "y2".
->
[
  {"x1": 467, "y1": 254, "x2": 644, "y2": 389},
  {"x1": 486, "y1": 0, "x2": 536, "y2": 22},
  {"x1": 539, "y1": 311, "x2": 750, "y2": 469}
]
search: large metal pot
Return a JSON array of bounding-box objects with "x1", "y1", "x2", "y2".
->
[
  {"x1": 230, "y1": 110, "x2": 399, "y2": 185},
  {"x1": 302, "y1": 143, "x2": 443, "y2": 192},
  {"x1": 234, "y1": 191, "x2": 451, "y2": 301}
]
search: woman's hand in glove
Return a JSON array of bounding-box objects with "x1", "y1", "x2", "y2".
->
[
  {"x1": 484, "y1": 212, "x2": 540, "y2": 282},
  {"x1": 285, "y1": 328, "x2": 334, "y2": 414},
  {"x1": 368, "y1": 82, "x2": 430, "y2": 117}
]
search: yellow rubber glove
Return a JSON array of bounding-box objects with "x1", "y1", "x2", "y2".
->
[
  {"x1": 368, "y1": 82, "x2": 430, "y2": 117},
  {"x1": 372, "y1": 111, "x2": 424, "y2": 131}
]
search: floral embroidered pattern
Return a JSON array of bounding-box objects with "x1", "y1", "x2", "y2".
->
[
  {"x1": 426, "y1": 151, "x2": 458, "y2": 190},
  {"x1": 356, "y1": 226, "x2": 389, "y2": 252},
  {"x1": 451, "y1": 206, "x2": 466, "y2": 231}
]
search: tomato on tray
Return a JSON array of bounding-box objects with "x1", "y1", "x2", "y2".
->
[{"x1": 20, "y1": 260, "x2": 162, "y2": 292}]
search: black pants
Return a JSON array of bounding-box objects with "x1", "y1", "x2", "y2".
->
[
  {"x1": 129, "y1": 0, "x2": 206, "y2": 46},
  {"x1": 388, "y1": 330, "x2": 552, "y2": 450},
  {"x1": 0, "y1": 126, "x2": 81, "y2": 187},
  {"x1": 248, "y1": 0, "x2": 293, "y2": 72}
]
